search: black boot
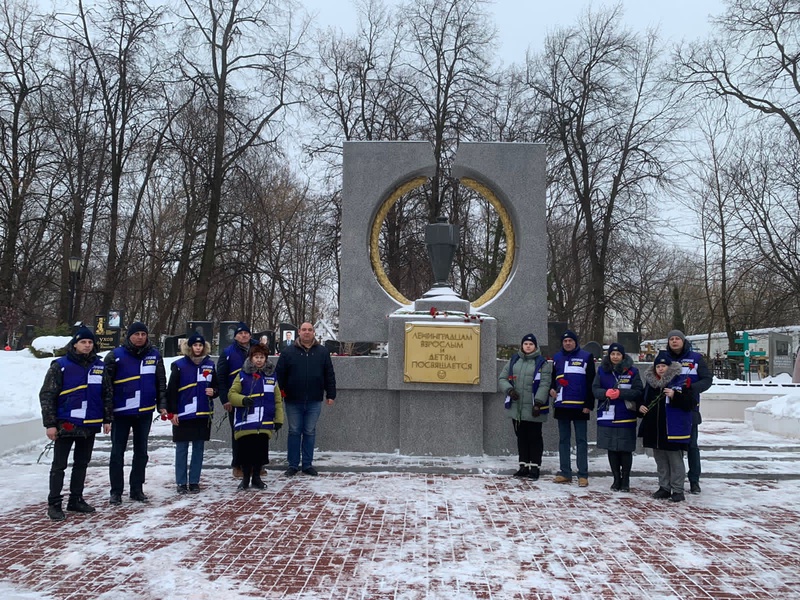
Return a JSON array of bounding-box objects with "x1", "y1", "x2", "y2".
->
[
  {"x1": 608, "y1": 452, "x2": 621, "y2": 491},
  {"x1": 238, "y1": 467, "x2": 251, "y2": 490},
  {"x1": 47, "y1": 504, "x2": 65, "y2": 521},
  {"x1": 251, "y1": 472, "x2": 266, "y2": 490},
  {"x1": 513, "y1": 463, "x2": 529, "y2": 478},
  {"x1": 527, "y1": 465, "x2": 540, "y2": 481},
  {"x1": 620, "y1": 452, "x2": 632, "y2": 492},
  {"x1": 67, "y1": 496, "x2": 96, "y2": 513}
]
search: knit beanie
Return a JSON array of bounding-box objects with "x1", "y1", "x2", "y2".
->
[
  {"x1": 666, "y1": 329, "x2": 686, "y2": 342},
  {"x1": 126, "y1": 321, "x2": 148, "y2": 337},
  {"x1": 521, "y1": 333, "x2": 538, "y2": 348},
  {"x1": 187, "y1": 333, "x2": 205, "y2": 346},
  {"x1": 607, "y1": 342, "x2": 625, "y2": 356},
  {"x1": 561, "y1": 330, "x2": 579, "y2": 344},
  {"x1": 654, "y1": 351, "x2": 673, "y2": 367},
  {"x1": 235, "y1": 322, "x2": 251, "y2": 335},
  {"x1": 71, "y1": 326, "x2": 96, "y2": 346}
]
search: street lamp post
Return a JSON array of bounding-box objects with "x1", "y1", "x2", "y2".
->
[{"x1": 67, "y1": 256, "x2": 82, "y2": 327}]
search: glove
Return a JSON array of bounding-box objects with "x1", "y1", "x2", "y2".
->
[
  {"x1": 241, "y1": 396, "x2": 254, "y2": 408},
  {"x1": 274, "y1": 422, "x2": 282, "y2": 432},
  {"x1": 605, "y1": 389, "x2": 620, "y2": 400},
  {"x1": 532, "y1": 405, "x2": 541, "y2": 417},
  {"x1": 509, "y1": 389, "x2": 520, "y2": 401}
]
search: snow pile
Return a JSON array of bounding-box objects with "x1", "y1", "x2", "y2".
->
[
  {"x1": 0, "y1": 349, "x2": 54, "y2": 424},
  {"x1": 31, "y1": 335, "x2": 71, "y2": 354},
  {"x1": 746, "y1": 393, "x2": 800, "y2": 439},
  {"x1": 751, "y1": 394, "x2": 800, "y2": 419}
]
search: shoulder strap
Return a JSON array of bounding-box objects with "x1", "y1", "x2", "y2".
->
[{"x1": 507, "y1": 353, "x2": 520, "y2": 382}]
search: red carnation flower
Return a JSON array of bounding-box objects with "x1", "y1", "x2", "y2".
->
[
  {"x1": 62, "y1": 422, "x2": 74, "y2": 432},
  {"x1": 429, "y1": 306, "x2": 437, "y2": 318},
  {"x1": 160, "y1": 412, "x2": 174, "y2": 421},
  {"x1": 202, "y1": 369, "x2": 211, "y2": 378},
  {"x1": 254, "y1": 373, "x2": 261, "y2": 380}
]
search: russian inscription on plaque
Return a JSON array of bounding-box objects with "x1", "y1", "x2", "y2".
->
[{"x1": 404, "y1": 323, "x2": 481, "y2": 384}]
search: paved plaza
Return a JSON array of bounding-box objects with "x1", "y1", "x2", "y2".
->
[{"x1": 0, "y1": 422, "x2": 798, "y2": 599}]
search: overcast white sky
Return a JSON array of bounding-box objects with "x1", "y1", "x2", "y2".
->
[{"x1": 300, "y1": 0, "x2": 728, "y2": 64}]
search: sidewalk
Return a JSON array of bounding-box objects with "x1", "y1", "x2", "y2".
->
[{"x1": 0, "y1": 422, "x2": 798, "y2": 599}]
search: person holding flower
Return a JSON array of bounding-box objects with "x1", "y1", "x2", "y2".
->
[
  {"x1": 165, "y1": 333, "x2": 218, "y2": 494},
  {"x1": 498, "y1": 333, "x2": 553, "y2": 480},
  {"x1": 638, "y1": 352, "x2": 693, "y2": 503},
  {"x1": 39, "y1": 327, "x2": 113, "y2": 521},
  {"x1": 228, "y1": 343, "x2": 283, "y2": 490},
  {"x1": 592, "y1": 343, "x2": 643, "y2": 492}
]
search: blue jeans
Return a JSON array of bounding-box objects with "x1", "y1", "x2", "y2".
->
[
  {"x1": 687, "y1": 413, "x2": 701, "y2": 483},
  {"x1": 109, "y1": 414, "x2": 152, "y2": 495},
  {"x1": 557, "y1": 418, "x2": 588, "y2": 479},
  {"x1": 285, "y1": 400, "x2": 322, "y2": 470},
  {"x1": 175, "y1": 440, "x2": 205, "y2": 486}
]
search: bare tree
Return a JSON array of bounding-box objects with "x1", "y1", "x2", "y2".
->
[
  {"x1": 528, "y1": 3, "x2": 682, "y2": 341},
  {"x1": 175, "y1": 0, "x2": 305, "y2": 320}
]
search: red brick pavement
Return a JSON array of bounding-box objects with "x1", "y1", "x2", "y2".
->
[{"x1": 0, "y1": 472, "x2": 798, "y2": 599}]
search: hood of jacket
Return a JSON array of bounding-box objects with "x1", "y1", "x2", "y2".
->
[
  {"x1": 180, "y1": 339, "x2": 212, "y2": 363},
  {"x1": 643, "y1": 361, "x2": 683, "y2": 388}
]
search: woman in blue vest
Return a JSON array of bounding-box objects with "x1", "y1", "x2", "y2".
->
[
  {"x1": 638, "y1": 352, "x2": 693, "y2": 503},
  {"x1": 39, "y1": 327, "x2": 113, "y2": 521},
  {"x1": 229, "y1": 343, "x2": 284, "y2": 490},
  {"x1": 498, "y1": 333, "x2": 553, "y2": 480},
  {"x1": 592, "y1": 343, "x2": 643, "y2": 492},
  {"x1": 166, "y1": 333, "x2": 218, "y2": 494}
]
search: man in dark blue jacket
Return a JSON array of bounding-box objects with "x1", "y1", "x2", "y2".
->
[{"x1": 275, "y1": 322, "x2": 336, "y2": 476}]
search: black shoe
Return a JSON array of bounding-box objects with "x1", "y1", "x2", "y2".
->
[
  {"x1": 513, "y1": 465, "x2": 530, "y2": 478},
  {"x1": 671, "y1": 492, "x2": 686, "y2": 503},
  {"x1": 251, "y1": 476, "x2": 266, "y2": 490},
  {"x1": 67, "y1": 497, "x2": 96, "y2": 513},
  {"x1": 176, "y1": 484, "x2": 189, "y2": 495},
  {"x1": 188, "y1": 484, "x2": 200, "y2": 493},
  {"x1": 302, "y1": 466, "x2": 319, "y2": 476},
  {"x1": 129, "y1": 491, "x2": 149, "y2": 503},
  {"x1": 527, "y1": 466, "x2": 540, "y2": 481},
  {"x1": 610, "y1": 477, "x2": 621, "y2": 492},
  {"x1": 109, "y1": 493, "x2": 122, "y2": 506},
  {"x1": 237, "y1": 480, "x2": 250, "y2": 490},
  {"x1": 284, "y1": 467, "x2": 299, "y2": 477},
  {"x1": 47, "y1": 505, "x2": 65, "y2": 521},
  {"x1": 620, "y1": 476, "x2": 630, "y2": 493},
  {"x1": 689, "y1": 481, "x2": 701, "y2": 494},
  {"x1": 652, "y1": 488, "x2": 671, "y2": 500}
]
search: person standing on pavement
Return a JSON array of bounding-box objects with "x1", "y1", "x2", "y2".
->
[
  {"x1": 228, "y1": 343, "x2": 284, "y2": 490},
  {"x1": 216, "y1": 322, "x2": 256, "y2": 479},
  {"x1": 550, "y1": 330, "x2": 596, "y2": 487},
  {"x1": 638, "y1": 352, "x2": 693, "y2": 503},
  {"x1": 592, "y1": 343, "x2": 643, "y2": 492},
  {"x1": 165, "y1": 333, "x2": 218, "y2": 494},
  {"x1": 40, "y1": 327, "x2": 112, "y2": 521},
  {"x1": 498, "y1": 333, "x2": 553, "y2": 481},
  {"x1": 665, "y1": 329, "x2": 712, "y2": 494},
  {"x1": 104, "y1": 321, "x2": 167, "y2": 505},
  {"x1": 275, "y1": 322, "x2": 336, "y2": 477}
]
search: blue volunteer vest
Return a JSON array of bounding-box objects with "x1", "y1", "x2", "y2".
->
[
  {"x1": 675, "y1": 348, "x2": 704, "y2": 408},
  {"x1": 112, "y1": 346, "x2": 160, "y2": 415},
  {"x1": 596, "y1": 365, "x2": 639, "y2": 428},
  {"x1": 56, "y1": 355, "x2": 105, "y2": 429},
  {"x1": 175, "y1": 356, "x2": 215, "y2": 421},
  {"x1": 233, "y1": 371, "x2": 277, "y2": 433},
  {"x1": 664, "y1": 374, "x2": 692, "y2": 442},
  {"x1": 223, "y1": 344, "x2": 247, "y2": 387},
  {"x1": 552, "y1": 348, "x2": 592, "y2": 410}
]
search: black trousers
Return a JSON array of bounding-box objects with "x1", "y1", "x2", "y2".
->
[
  {"x1": 513, "y1": 420, "x2": 544, "y2": 465},
  {"x1": 49, "y1": 434, "x2": 96, "y2": 506}
]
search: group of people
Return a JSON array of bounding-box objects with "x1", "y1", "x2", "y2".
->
[
  {"x1": 500, "y1": 329, "x2": 712, "y2": 502},
  {"x1": 40, "y1": 320, "x2": 336, "y2": 521}
]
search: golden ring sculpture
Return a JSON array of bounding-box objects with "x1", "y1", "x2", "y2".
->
[{"x1": 368, "y1": 176, "x2": 516, "y2": 308}]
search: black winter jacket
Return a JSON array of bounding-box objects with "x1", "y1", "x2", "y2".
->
[{"x1": 275, "y1": 340, "x2": 336, "y2": 403}]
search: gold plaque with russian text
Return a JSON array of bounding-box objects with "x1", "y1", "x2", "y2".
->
[{"x1": 404, "y1": 323, "x2": 481, "y2": 384}]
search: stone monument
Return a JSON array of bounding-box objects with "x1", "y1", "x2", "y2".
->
[{"x1": 271, "y1": 141, "x2": 548, "y2": 457}]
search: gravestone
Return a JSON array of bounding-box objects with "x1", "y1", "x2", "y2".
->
[{"x1": 583, "y1": 341, "x2": 603, "y2": 360}]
